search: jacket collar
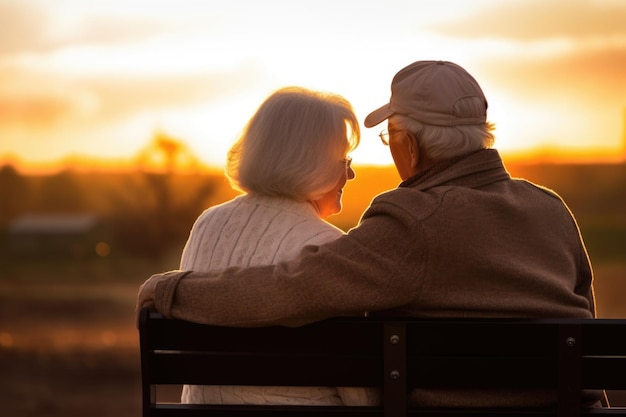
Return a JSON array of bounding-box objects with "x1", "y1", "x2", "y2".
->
[{"x1": 400, "y1": 149, "x2": 510, "y2": 191}]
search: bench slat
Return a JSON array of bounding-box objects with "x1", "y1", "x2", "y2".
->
[
  {"x1": 584, "y1": 357, "x2": 626, "y2": 389},
  {"x1": 149, "y1": 352, "x2": 380, "y2": 386},
  {"x1": 408, "y1": 356, "x2": 556, "y2": 389},
  {"x1": 151, "y1": 404, "x2": 383, "y2": 417},
  {"x1": 145, "y1": 316, "x2": 382, "y2": 354}
]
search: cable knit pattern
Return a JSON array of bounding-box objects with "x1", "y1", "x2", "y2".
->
[
  {"x1": 179, "y1": 193, "x2": 346, "y2": 405},
  {"x1": 180, "y1": 193, "x2": 344, "y2": 272}
]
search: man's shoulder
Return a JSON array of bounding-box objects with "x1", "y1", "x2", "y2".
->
[
  {"x1": 364, "y1": 186, "x2": 446, "y2": 222},
  {"x1": 373, "y1": 185, "x2": 450, "y2": 205}
]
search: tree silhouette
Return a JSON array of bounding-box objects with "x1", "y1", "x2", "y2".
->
[
  {"x1": 0, "y1": 164, "x2": 30, "y2": 226},
  {"x1": 107, "y1": 131, "x2": 216, "y2": 257},
  {"x1": 136, "y1": 131, "x2": 200, "y2": 174},
  {"x1": 36, "y1": 170, "x2": 88, "y2": 213}
]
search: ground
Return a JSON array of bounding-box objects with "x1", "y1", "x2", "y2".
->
[
  {"x1": 0, "y1": 283, "x2": 143, "y2": 417},
  {"x1": 0, "y1": 264, "x2": 625, "y2": 416}
]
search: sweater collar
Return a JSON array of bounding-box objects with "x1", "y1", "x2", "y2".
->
[
  {"x1": 240, "y1": 193, "x2": 321, "y2": 218},
  {"x1": 400, "y1": 149, "x2": 510, "y2": 191}
]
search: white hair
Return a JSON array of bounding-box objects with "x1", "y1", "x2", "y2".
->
[
  {"x1": 226, "y1": 87, "x2": 360, "y2": 200},
  {"x1": 391, "y1": 97, "x2": 495, "y2": 161}
]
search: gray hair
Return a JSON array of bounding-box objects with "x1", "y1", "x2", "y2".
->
[
  {"x1": 226, "y1": 87, "x2": 360, "y2": 200},
  {"x1": 391, "y1": 97, "x2": 495, "y2": 161}
]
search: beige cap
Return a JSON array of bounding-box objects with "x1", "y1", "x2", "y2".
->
[{"x1": 364, "y1": 60, "x2": 488, "y2": 128}]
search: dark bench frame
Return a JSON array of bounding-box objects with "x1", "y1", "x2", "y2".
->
[{"x1": 139, "y1": 308, "x2": 626, "y2": 417}]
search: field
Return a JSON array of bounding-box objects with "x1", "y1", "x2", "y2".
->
[
  {"x1": 0, "y1": 256, "x2": 162, "y2": 417},
  {"x1": 0, "y1": 285, "x2": 141, "y2": 416}
]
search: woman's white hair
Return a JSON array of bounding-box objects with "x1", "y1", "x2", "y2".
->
[
  {"x1": 391, "y1": 96, "x2": 495, "y2": 161},
  {"x1": 226, "y1": 86, "x2": 360, "y2": 200}
]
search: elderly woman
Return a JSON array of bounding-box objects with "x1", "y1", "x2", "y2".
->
[{"x1": 179, "y1": 86, "x2": 370, "y2": 406}]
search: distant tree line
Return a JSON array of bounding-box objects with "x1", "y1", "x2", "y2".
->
[
  {"x1": 1, "y1": 151, "x2": 625, "y2": 262},
  {"x1": 0, "y1": 162, "x2": 231, "y2": 258}
]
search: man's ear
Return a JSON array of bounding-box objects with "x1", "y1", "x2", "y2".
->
[{"x1": 406, "y1": 132, "x2": 420, "y2": 170}]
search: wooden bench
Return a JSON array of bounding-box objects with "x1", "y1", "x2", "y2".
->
[{"x1": 138, "y1": 308, "x2": 626, "y2": 417}]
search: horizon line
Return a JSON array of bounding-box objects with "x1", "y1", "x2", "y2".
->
[{"x1": 2, "y1": 147, "x2": 625, "y2": 175}]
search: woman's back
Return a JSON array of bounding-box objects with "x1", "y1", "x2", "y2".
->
[{"x1": 180, "y1": 193, "x2": 345, "y2": 405}]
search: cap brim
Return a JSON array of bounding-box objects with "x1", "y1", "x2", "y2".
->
[{"x1": 364, "y1": 104, "x2": 393, "y2": 128}]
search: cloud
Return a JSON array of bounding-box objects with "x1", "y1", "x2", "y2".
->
[
  {"x1": 430, "y1": 0, "x2": 626, "y2": 40},
  {"x1": 57, "y1": 15, "x2": 178, "y2": 49},
  {"x1": 0, "y1": 96, "x2": 73, "y2": 128},
  {"x1": 477, "y1": 45, "x2": 626, "y2": 105},
  {"x1": 85, "y1": 63, "x2": 266, "y2": 121},
  {"x1": 0, "y1": 60, "x2": 269, "y2": 129},
  {"x1": 0, "y1": 65, "x2": 77, "y2": 129},
  {"x1": 0, "y1": 1, "x2": 177, "y2": 58},
  {"x1": 0, "y1": 3, "x2": 49, "y2": 54}
]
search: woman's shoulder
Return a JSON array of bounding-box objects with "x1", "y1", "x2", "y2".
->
[
  {"x1": 189, "y1": 195, "x2": 247, "y2": 227},
  {"x1": 292, "y1": 218, "x2": 345, "y2": 246}
]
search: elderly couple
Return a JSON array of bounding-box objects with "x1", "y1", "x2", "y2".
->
[{"x1": 137, "y1": 60, "x2": 598, "y2": 408}]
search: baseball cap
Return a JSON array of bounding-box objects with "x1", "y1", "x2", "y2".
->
[{"x1": 364, "y1": 60, "x2": 488, "y2": 128}]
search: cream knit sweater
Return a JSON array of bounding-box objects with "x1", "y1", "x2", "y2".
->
[{"x1": 180, "y1": 193, "x2": 357, "y2": 405}]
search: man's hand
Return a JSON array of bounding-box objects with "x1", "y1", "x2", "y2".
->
[{"x1": 136, "y1": 273, "x2": 168, "y2": 314}]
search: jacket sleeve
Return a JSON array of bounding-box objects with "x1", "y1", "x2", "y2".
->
[{"x1": 151, "y1": 193, "x2": 427, "y2": 327}]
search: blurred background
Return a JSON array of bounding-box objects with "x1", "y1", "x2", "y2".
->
[{"x1": 0, "y1": 0, "x2": 625, "y2": 415}]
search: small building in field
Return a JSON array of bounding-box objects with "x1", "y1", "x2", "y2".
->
[{"x1": 6, "y1": 213, "x2": 111, "y2": 258}]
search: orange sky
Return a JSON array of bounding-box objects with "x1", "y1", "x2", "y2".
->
[{"x1": 1, "y1": 0, "x2": 625, "y2": 172}]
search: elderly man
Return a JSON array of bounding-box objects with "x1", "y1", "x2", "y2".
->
[{"x1": 138, "y1": 60, "x2": 597, "y2": 408}]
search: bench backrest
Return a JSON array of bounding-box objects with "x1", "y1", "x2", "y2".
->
[{"x1": 138, "y1": 308, "x2": 626, "y2": 417}]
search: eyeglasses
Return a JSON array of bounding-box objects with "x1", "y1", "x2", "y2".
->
[
  {"x1": 341, "y1": 155, "x2": 352, "y2": 169},
  {"x1": 378, "y1": 129, "x2": 390, "y2": 146},
  {"x1": 379, "y1": 128, "x2": 407, "y2": 146}
]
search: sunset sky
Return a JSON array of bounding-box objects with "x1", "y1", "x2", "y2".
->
[{"x1": 1, "y1": 0, "x2": 625, "y2": 171}]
